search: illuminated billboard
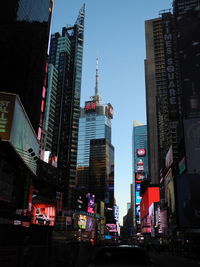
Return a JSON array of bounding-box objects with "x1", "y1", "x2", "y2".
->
[
  {"x1": 106, "y1": 224, "x2": 118, "y2": 232},
  {"x1": 85, "y1": 101, "x2": 96, "y2": 112},
  {"x1": 135, "y1": 172, "x2": 145, "y2": 181},
  {"x1": 86, "y1": 217, "x2": 95, "y2": 232},
  {"x1": 136, "y1": 148, "x2": 146, "y2": 157},
  {"x1": 87, "y1": 193, "x2": 95, "y2": 214},
  {"x1": 136, "y1": 183, "x2": 141, "y2": 191},
  {"x1": 32, "y1": 204, "x2": 56, "y2": 226},
  {"x1": 106, "y1": 103, "x2": 114, "y2": 119},
  {"x1": 164, "y1": 168, "x2": 175, "y2": 213},
  {"x1": 136, "y1": 191, "x2": 142, "y2": 205},
  {"x1": 78, "y1": 215, "x2": 87, "y2": 229},
  {"x1": 140, "y1": 187, "x2": 160, "y2": 220}
]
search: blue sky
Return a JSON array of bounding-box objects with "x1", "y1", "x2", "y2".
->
[{"x1": 51, "y1": 0, "x2": 172, "y2": 224}]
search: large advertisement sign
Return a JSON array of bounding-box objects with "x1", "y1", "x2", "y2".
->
[
  {"x1": 87, "y1": 193, "x2": 95, "y2": 214},
  {"x1": 184, "y1": 119, "x2": 200, "y2": 174},
  {"x1": 136, "y1": 148, "x2": 146, "y2": 157},
  {"x1": 78, "y1": 215, "x2": 87, "y2": 229},
  {"x1": 106, "y1": 103, "x2": 114, "y2": 119},
  {"x1": 136, "y1": 191, "x2": 142, "y2": 205},
  {"x1": 135, "y1": 172, "x2": 145, "y2": 181},
  {"x1": 106, "y1": 224, "x2": 118, "y2": 232},
  {"x1": 32, "y1": 204, "x2": 56, "y2": 226},
  {"x1": 164, "y1": 168, "x2": 175, "y2": 213},
  {"x1": 10, "y1": 96, "x2": 39, "y2": 174},
  {"x1": 176, "y1": 174, "x2": 200, "y2": 227},
  {"x1": 165, "y1": 145, "x2": 173, "y2": 169},
  {"x1": 85, "y1": 101, "x2": 96, "y2": 112},
  {"x1": 86, "y1": 217, "x2": 95, "y2": 232}
]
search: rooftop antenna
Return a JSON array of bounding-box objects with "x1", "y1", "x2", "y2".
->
[{"x1": 91, "y1": 57, "x2": 102, "y2": 103}]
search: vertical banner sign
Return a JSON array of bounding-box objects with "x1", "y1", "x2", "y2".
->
[{"x1": 162, "y1": 13, "x2": 178, "y2": 119}]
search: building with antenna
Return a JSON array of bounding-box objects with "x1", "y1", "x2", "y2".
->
[{"x1": 76, "y1": 59, "x2": 115, "y2": 222}]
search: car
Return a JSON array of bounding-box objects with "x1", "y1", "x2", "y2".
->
[
  {"x1": 35, "y1": 214, "x2": 50, "y2": 225},
  {"x1": 87, "y1": 245, "x2": 154, "y2": 267}
]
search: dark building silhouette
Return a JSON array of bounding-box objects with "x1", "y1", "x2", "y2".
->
[
  {"x1": 0, "y1": 1, "x2": 53, "y2": 135},
  {"x1": 89, "y1": 138, "x2": 114, "y2": 221}
]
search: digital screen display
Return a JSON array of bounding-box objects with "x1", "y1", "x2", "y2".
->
[
  {"x1": 136, "y1": 148, "x2": 146, "y2": 157},
  {"x1": 106, "y1": 224, "x2": 117, "y2": 232},
  {"x1": 32, "y1": 204, "x2": 56, "y2": 226},
  {"x1": 87, "y1": 193, "x2": 95, "y2": 213},
  {"x1": 136, "y1": 191, "x2": 142, "y2": 205},
  {"x1": 78, "y1": 215, "x2": 87, "y2": 229}
]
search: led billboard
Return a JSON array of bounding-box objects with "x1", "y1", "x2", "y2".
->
[
  {"x1": 78, "y1": 215, "x2": 87, "y2": 229},
  {"x1": 136, "y1": 148, "x2": 146, "y2": 157},
  {"x1": 106, "y1": 224, "x2": 118, "y2": 232},
  {"x1": 85, "y1": 101, "x2": 96, "y2": 112},
  {"x1": 136, "y1": 191, "x2": 142, "y2": 205},
  {"x1": 86, "y1": 217, "x2": 95, "y2": 232},
  {"x1": 32, "y1": 204, "x2": 56, "y2": 226},
  {"x1": 87, "y1": 193, "x2": 95, "y2": 214}
]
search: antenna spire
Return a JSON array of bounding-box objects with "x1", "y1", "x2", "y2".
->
[
  {"x1": 95, "y1": 57, "x2": 99, "y2": 97},
  {"x1": 91, "y1": 57, "x2": 101, "y2": 103}
]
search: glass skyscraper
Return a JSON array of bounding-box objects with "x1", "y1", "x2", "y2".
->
[
  {"x1": 77, "y1": 60, "x2": 115, "y2": 221},
  {"x1": 44, "y1": 5, "x2": 85, "y2": 210},
  {"x1": 77, "y1": 59, "x2": 113, "y2": 167}
]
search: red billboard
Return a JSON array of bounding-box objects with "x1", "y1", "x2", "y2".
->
[
  {"x1": 140, "y1": 187, "x2": 160, "y2": 220},
  {"x1": 85, "y1": 101, "x2": 96, "y2": 112}
]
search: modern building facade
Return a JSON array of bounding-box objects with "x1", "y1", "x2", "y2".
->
[
  {"x1": 43, "y1": 5, "x2": 85, "y2": 211},
  {"x1": 76, "y1": 59, "x2": 114, "y2": 189},
  {"x1": 145, "y1": 11, "x2": 182, "y2": 185},
  {"x1": 0, "y1": 1, "x2": 54, "y2": 136}
]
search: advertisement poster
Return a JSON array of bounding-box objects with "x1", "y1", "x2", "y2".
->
[{"x1": 32, "y1": 204, "x2": 56, "y2": 226}]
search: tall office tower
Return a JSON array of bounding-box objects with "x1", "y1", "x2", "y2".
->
[
  {"x1": 44, "y1": 5, "x2": 85, "y2": 211},
  {"x1": 77, "y1": 59, "x2": 114, "y2": 190},
  {"x1": 145, "y1": 11, "x2": 182, "y2": 184},
  {"x1": 132, "y1": 122, "x2": 148, "y2": 234},
  {"x1": 0, "y1": 1, "x2": 53, "y2": 135}
]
